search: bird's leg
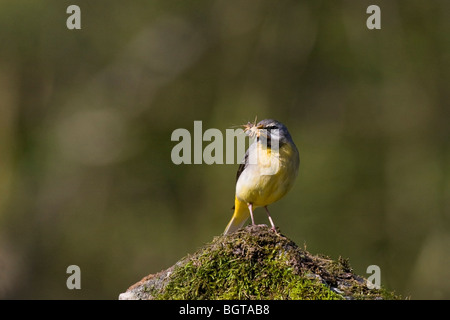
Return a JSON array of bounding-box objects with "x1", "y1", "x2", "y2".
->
[
  {"x1": 264, "y1": 206, "x2": 277, "y2": 232},
  {"x1": 248, "y1": 203, "x2": 255, "y2": 225}
]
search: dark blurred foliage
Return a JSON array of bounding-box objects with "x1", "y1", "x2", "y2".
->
[{"x1": 0, "y1": 0, "x2": 449, "y2": 299}]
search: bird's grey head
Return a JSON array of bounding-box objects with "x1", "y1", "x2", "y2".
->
[{"x1": 255, "y1": 119, "x2": 293, "y2": 145}]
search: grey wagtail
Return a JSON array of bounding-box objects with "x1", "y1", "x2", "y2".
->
[{"x1": 224, "y1": 119, "x2": 300, "y2": 234}]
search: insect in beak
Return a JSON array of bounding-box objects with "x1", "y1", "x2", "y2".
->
[{"x1": 243, "y1": 116, "x2": 263, "y2": 138}]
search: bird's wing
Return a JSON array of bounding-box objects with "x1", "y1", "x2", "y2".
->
[
  {"x1": 236, "y1": 148, "x2": 249, "y2": 183},
  {"x1": 231, "y1": 148, "x2": 250, "y2": 211}
]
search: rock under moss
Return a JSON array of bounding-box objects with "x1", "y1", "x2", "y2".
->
[{"x1": 119, "y1": 225, "x2": 400, "y2": 300}]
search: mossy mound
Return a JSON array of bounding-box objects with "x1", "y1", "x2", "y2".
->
[{"x1": 119, "y1": 225, "x2": 399, "y2": 300}]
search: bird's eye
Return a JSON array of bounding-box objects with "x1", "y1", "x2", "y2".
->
[{"x1": 264, "y1": 125, "x2": 278, "y2": 130}]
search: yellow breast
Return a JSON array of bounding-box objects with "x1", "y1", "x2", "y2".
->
[{"x1": 235, "y1": 141, "x2": 299, "y2": 207}]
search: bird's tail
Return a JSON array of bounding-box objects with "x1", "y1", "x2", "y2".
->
[{"x1": 224, "y1": 197, "x2": 249, "y2": 235}]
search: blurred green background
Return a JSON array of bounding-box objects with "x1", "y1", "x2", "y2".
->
[{"x1": 0, "y1": 0, "x2": 449, "y2": 299}]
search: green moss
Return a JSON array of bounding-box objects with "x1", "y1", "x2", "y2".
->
[
  {"x1": 157, "y1": 250, "x2": 341, "y2": 300},
  {"x1": 143, "y1": 225, "x2": 399, "y2": 300}
]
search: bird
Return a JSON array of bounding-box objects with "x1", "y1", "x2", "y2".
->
[{"x1": 224, "y1": 119, "x2": 300, "y2": 235}]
